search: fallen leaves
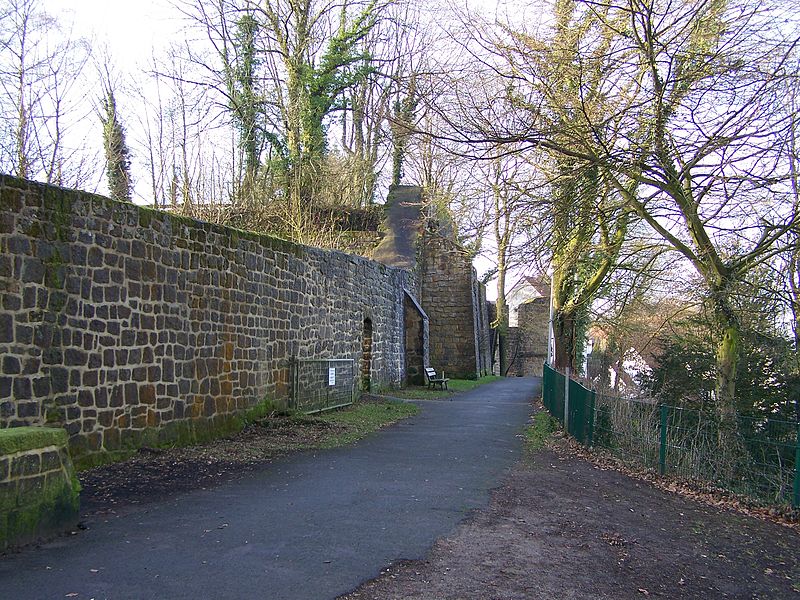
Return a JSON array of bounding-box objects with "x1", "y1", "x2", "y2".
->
[
  {"x1": 601, "y1": 532, "x2": 628, "y2": 547},
  {"x1": 547, "y1": 433, "x2": 800, "y2": 532}
]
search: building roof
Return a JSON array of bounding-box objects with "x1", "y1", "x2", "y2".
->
[{"x1": 507, "y1": 274, "x2": 550, "y2": 299}]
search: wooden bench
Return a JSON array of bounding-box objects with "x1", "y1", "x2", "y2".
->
[{"x1": 425, "y1": 367, "x2": 449, "y2": 390}]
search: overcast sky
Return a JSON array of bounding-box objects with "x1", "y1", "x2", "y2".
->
[
  {"x1": 44, "y1": 0, "x2": 179, "y2": 70},
  {"x1": 34, "y1": 0, "x2": 515, "y2": 291}
]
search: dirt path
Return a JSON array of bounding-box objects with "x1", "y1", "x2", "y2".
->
[{"x1": 343, "y1": 442, "x2": 800, "y2": 600}]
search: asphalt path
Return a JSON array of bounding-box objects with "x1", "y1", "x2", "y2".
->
[{"x1": 0, "y1": 377, "x2": 537, "y2": 600}]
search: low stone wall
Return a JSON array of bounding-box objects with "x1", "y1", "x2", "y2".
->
[
  {"x1": 0, "y1": 426, "x2": 79, "y2": 550},
  {"x1": 0, "y1": 175, "x2": 411, "y2": 462}
]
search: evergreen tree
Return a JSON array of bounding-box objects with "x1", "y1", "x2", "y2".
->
[{"x1": 101, "y1": 90, "x2": 132, "y2": 201}]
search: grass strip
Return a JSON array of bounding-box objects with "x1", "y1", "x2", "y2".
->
[
  {"x1": 524, "y1": 412, "x2": 559, "y2": 452},
  {"x1": 315, "y1": 401, "x2": 420, "y2": 447},
  {"x1": 389, "y1": 375, "x2": 502, "y2": 400}
]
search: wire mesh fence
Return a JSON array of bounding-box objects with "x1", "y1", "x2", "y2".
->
[
  {"x1": 542, "y1": 364, "x2": 800, "y2": 508},
  {"x1": 290, "y1": 358, "x2": 356, "y2": 414}
]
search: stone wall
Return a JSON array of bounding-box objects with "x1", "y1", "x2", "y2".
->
[
  {"x1": 0, "y1": 426, "x2": 79, "y2": 550},
  {"x1": 486, "y1": 301, "x2": 498, "y2": 375},
  {"x1": 473, "y1": 283, "x2": 492, "y2": 377},
  {"x1": 420, "y1": 233, "x2": 490, "y2": 379},
  {"x1": 0, "y1": 176, "x2": 411, "y2": 459},
  {"x1": 403, "y1": 291, "x2": 429, "y2": 386},
  {"x1": 504, "y1": 298, "x2": 549, "y2": 377}
]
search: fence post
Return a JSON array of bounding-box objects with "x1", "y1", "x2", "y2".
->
[
  {"x1": 659, "y1": 404, "x2": 669, "y2": 476},
  {"x1": 564, "y1": 366, "x2": 571, "y2": 434},
  {"x1": 543, "y1": 365, "x2": 549, "y2": 412},
  {"x1": 587, "y1": 390, "x2": 596, "y2": 447},
  {"x1": 794, "y1": 421, "x2": 799, "y2": 508}
]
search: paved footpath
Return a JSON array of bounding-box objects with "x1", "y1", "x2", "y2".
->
[{"x1": 0, "y1": 377, "x2": 536, "y2": 600}]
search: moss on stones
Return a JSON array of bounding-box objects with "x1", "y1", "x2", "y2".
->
[
  {"x1": 1, "y1": 476, "x2": 79, "y2": 550},
  {"x1": 0, "y1": 427, "x2": 67, "y2": 456},
  {"x1": 70, "y1": 404, "x2": 274, "y2": 471},
  {"x1": 0, "y1": 426, "x2": 79, "y2": 551}
]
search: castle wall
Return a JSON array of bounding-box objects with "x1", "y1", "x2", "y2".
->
[
  {"x1": 420, "y1": 234, "x2": 480, "y2": 378},
  {"x1": 0, "y1": 176, "x2": 409, "y2": 457},
  {"x1": 504, "y1": 298, "x2": 549, "y2": 377}
]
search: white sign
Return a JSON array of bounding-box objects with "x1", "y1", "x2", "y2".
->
[{"x1": 328, "y1": 367, "x2": 336, "y2": 386}]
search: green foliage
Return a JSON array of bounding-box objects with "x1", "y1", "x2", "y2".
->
[
  {"x1": 241, "y1": 397, "x2": 295, "y2": 424},
  {"x1": 390, "y1": 376, "x2": 503, "y2": 400},
  {"x1": 100, "y1": 90, "x2": 132, "y2": 201},
  {"x1": 593, "y1": 405, "x2": 614, "y2": 449},
  {"x1": 226, "y1": 12, "x2": 273, "y2": 175},
  {"x1": 541, "y1": 4, "x2": 633, "y2": 373},
  {"x1": 391, "y1": 77, "x2": 417, "y2": 185},
  {"x1": 298, "y1": 1, "x2": 378, "y2": 164},
  {"x1": 0, "y1": 426, "x2": 67, "y2": 455},
  {"x1": 524, "y1": 412, "x2": 558, "y2": 451},
  {"x1": 640, "y1": 318, "x2": 799, "y2": 421}
]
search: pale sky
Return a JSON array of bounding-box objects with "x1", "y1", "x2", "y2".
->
[
  {"x1": 35, "y1": 0, "x2": 519, "y2": 291},
  {"x1": 44, "y1": 0, "x2": 179, "y2": 70}
]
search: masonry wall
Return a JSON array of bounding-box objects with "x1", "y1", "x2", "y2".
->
[
  {"x1": 473, "y1": 283, "x2": 492, "y2": 377},
  {"x1": 420, "y1": 234, "x2": 481, "y2": 379},
  {"x1": 403, "y1": 292, "x2": 428, "y2": 385},
  {"x1": 0, "y1": 176, "x2": 409, "y2": 457},
  {"x1": 0, "y1": 426, "x2": 78, "y2": 549},
  {"x1": 505, "y1": 299, "x2": 549, "y2": 377}
]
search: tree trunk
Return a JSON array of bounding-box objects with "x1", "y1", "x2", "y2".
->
[
  {"x1": 715, "y1": 320, "x2": 740, "y2": 437},
  {"x1": 495, "y1": 250, "x2": 508, "y2": 376},
  {"x1": 553, "y1": 309, "x2": 577, "y2": 373},
  {"x1": 550, "y1": 262, "x2": 578, "y2": 373},
  {"x1": 711, "y1": 292, "x2": 742, "y2": 449},
  {"x1": 497, "y1": 330, "x2": 507, "y2": 376}
]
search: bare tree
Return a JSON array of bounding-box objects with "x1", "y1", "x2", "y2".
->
[
  {"x1": 434, "y1": 0, "x2": 800, "y2": 432},
  {"x1": 0, "y1": 0, "x2": 94, "y2": 187}
]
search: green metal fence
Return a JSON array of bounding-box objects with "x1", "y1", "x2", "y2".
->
[
  {"x1": 542, "y1": 364, "x2": 596, "y2": 445},
  {"x1": 542, "y1": 363, "x2": 800, "y2": 508}
]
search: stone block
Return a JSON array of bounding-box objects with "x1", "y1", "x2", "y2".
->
[
  {"x1": 49, "y1": 367, "x2": 69, "y2": 394},
  {"x1": 0, "y1": 480, "x2": 18, "y2": 511},
  {"x1": 17, "y1": 401, "x2": 39, "y2": 419},
  {"x1": 2, "y1": 293, "x2": 21, "y2": 311},
  {"x1": 39, "y1": 450, "x2": 62, "y2": 473},
  {"x1": 0, "y1": 314, "x2": 12, "y2": 343},
  {"x1": 11, "y1": 453, "x2": 41, "y2": 479},
  {"x1": 139, "y1": 384, "x2": 156, "y2": 405},
  {"x1": 2, "y1": 356, "x2": 20, "y2": 375},
  {"x1": 20, "y1": 258, "x2": 44, "y2": 284},
  {"x1": 13, "y1": 378, "x2": 32, "y2": 400},
  {"x1": 63, "y1": 348, "x2": 87, "y2": 366},
  {"x1": 102, "y1": 427, "x2": 120, "y2": 450}
]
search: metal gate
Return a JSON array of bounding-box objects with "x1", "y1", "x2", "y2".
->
[{"x1": 290, "y1": 357, "x2": 356, "y2": 413}]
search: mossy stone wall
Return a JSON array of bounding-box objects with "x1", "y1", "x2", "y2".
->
[
  {"x1": 0, "y1": 175, "x2": 411, "y2": 461},
  {"x1": 0, "y1": 426, "x2": 79, "y2": 550}
]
